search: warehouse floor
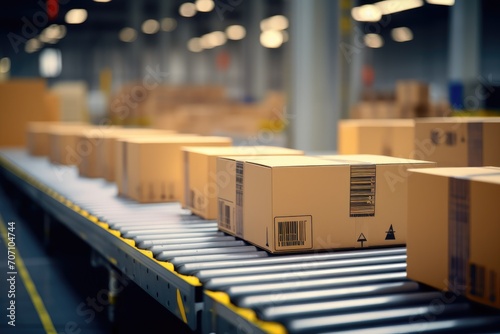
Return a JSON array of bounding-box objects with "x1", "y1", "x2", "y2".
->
[{"x1": 0, "y1": 179, "x2": 192, "y2": 334}]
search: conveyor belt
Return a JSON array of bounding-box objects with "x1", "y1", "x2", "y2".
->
[{"x1": 1, "y1": 149, "x2": 499, "y2": 334}]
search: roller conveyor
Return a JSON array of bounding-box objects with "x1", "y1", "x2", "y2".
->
[{"x1": 1, "y1": 149, "x2": 499, "y2": 334}]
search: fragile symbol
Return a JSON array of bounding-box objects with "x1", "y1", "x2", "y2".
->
[
  {"x1": 357, "y1": 233, "x2": 367, "y2": 247},
  {"x1": 385, "y1": 224, "x2": 396, "y2": 240}
]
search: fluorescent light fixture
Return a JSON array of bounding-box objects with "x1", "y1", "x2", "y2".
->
[
  {"x1": 426, "y1": 0, "x2": 454, "y2": 5},
  {"x1": 142, "y1": 19, "x2": 160, "y2": 34},
  {"x1": 0, "y1": 57, "x2": 11, "y2": 74},
  {"x1": 225, "y1": 25, "x2": 246, "y2": 40},
  {"x1": 391, "y1": 27, "x2": 413, "y2": 42},
  {"x1": 39, "y1": 48, "x2": 62, "y2": 77},
  {"x1": 187, "y1": 38, "x2": 203, "y2": 52},
  {"x1": 260, "y1": 30, "x2": 283, "y2": 48},
  {"x1": 65, "y1": 9, "x2": 87, "y2": 24},
  {"x1": 261, "y1": 15, "x2": 289, "y2": 31},
  {"x1": 364, "y1": 33, "x2": 384, "y2": 48},
  {"x1": 179, "y1": 3, "x2": 197, "y2": 17},
  {"x1": 161, "y1": 18, "x2": 177, "y2": 32},
  {"x1": 351, "y1": 5, "x2": 382, "y2": 22},
  {"x1": 375, "y1": 0, "x2": 423, "y2": 15},
  {"x1": 195, "y1": 0, "x2": 214, "y2": 12},
  {"x1": 94, "y1": 0, "x2": 111, "y2": 2},
  {"x1": 25, "y1": 38, "x2": 43, "y2": 53},
  {"x1": 119, "y1": 27, "x2": 137, "y2": 42}
]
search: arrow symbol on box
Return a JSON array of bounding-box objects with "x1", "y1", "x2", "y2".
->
[{"x1": 357, "y1": 233, "x2": 367, "y2": 247}]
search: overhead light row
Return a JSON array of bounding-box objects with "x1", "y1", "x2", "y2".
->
[
  {"x1": 25, "y1": 24, "x2": 66, "y2": 53},
  {"x1": 363, "y1": 27, "x2": 414, "y2": 49},
  {"x1": 187, "y1": 25, "x2": 246, "y2": 53},
  {"x1": 119, "y1": 18, "x2": 177, "y2": 42},
  {"x1": 65, "y1": 9, "x2": 87, "y2": 24},
  {"x1": 179, "y1": 0, "x2": 214, "y2": 17},
  {"x1": 352, "y1": 0, "x2": 453, "y2": 23}
]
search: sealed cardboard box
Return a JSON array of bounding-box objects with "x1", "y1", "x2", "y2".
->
[
  {"x1": 407, "y1": 167, "x2": 500, "y2": 309},
  {"x1": 338, "y1": 119, "x2": 415, "y2": 158},
  {"x1": 217, "y1": 155, "x2": 434, "y2": 253},
  {"x1": 77, "y1": 128, "x2": 173, "y2": 179},
  {"x1": 414, "y1": 117, "x2": 500, "y2": 167},
  {"x1": 47, "y1": 124, "x2": 91, "y2": 164},
  {"x1": 182, "y1": 146, "x2": 304, "y2": 219},
  {"x1": 27, "y1": 122, "x2": 59, "y2": 156},
  {"x1": 124, "y1": 136, "x2": 232, "y2": 202}
]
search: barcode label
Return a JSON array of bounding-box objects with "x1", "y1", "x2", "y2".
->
[
  {"x1": 449, "y1": 178, "x2": 470, "y2": 293},
  {"x1": 274, "y1": 216, "x2": 312, "y2": 250},
  {"x1": 235, "y1": 161, "x2": 244, "y2": 237},
  {"x1": 218, "y1": 199, "x2": 233, "y2": 232},
  {"x1": 350, "y1": 165, "x2": 376, "y2": 217}
]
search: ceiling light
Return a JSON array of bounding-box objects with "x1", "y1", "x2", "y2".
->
[
  {"x1": 208, "y1": 31, "x2": 227, "y2": 47},
  {"x1": 375, "y1": 0, "x2": 423, "y2": 15},
  {"x1": 260, "y1": 15, "x2": 289, "y2": 31},
  {"x1": 65, "y1": 9, "x2": 87, "y2": 24},
  {"x1": 93, "y1": 0, "x2": 111, "y2": 2},
  {"x1": 187, "y1": 38, "x2": 203, "y2": 52},
  {"x1": 142, "y1": 19, "x2": 160, "y2": 34},
  {"x1": 25, "y1": 38, "x2": 43, "y2": 53},
  {"x1": 161, "y1": 18, "x2": 177, "y2": 32},
  {"x1": 225, "y1": 25, "x2": 246, "y2": 40},
  {"x1": 39, "y1": 48, "x2": 62, "y2": 78},
  {"x1": 179, "y1": 3, "x2": 197, "y2": 17},
  {"x1": 200, "y1": 34, "x2": 214, "y2": 49},
  {"x1": 364, "y1": 33, "x2": 384, "y2": 48},
  {"x1": 195, "y1": 0, "x2": 214, "y2": 12},
  {"x1": 351, "y1": 5, "x2": 382, "y2": 22},
  {"x1": 391, "y1": 27, "x2": 413, "y2": 42},
  {"x1": 426, "y1": 0, "x2": 454, "y2": 5},
  {"x1": 0, "y1": 57, "x2": 11, "y2": 74},
  {"x1": 260, "y1": 30, "x2": 283, "y2": 48},
  {"x1": 281, "y1": 30, "x2": 289, "y2": 43},
  {"x1": 119, "y1": 27, "x2": 137, "y2": 42}
]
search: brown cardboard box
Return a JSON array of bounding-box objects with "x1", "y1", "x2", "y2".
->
[
  {"x1": 124, "y1": 136, "x2": 232, "y2": 202},
  {"x1": 47, "y1": 123, "x2": 92, "y2": 164},
  {"x1": 217, "y1": 155, "x2": 434, "y2": 253},
  {"x1": 27, "y1": 122, "x2": 59, "y2": 156},
  {"x1": 338, "y1": 119, "x2": 415, "y2": 158},
  {"x1": 99, "y1": 128, "x2": 176, "y2": 182},
  {"x1": 182, "y1": 146, "x2": 304, "y2": 220},
  {"x1": 0, "y1": 79, "x2": 50, "y2": 147},
  {"x1": 407, "y1": 167, "x2": 500, "y2": 309},
  {"x1": 396, "y1": 80, "x2": 429, "y2": 107},
  {"x1": 414, "y1": 117, "x2": 500, "y2": 167}
]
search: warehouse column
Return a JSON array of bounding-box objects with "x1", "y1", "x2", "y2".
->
[
  {"x1": 448, "y1": 0, "x2": 481, "y2": 110},
  {"x1": 158, "y1": 1, "x2": 174, "y2": 82},
  {"x1": 287, "y1": 0, "x2": 340, "y2": 152},
  {"x1": 127, "y1": 0, "x2": 144, "y2": 81},
  {"x1": 242, "y1": 0, "x2": 267, "y2": 102}
]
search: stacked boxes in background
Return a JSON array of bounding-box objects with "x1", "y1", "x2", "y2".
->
[
  {"x1": 121, "y1": 136, "x2": 232, "y2": 203},
  {"x1": 217, "y1": 154, "x2": 434, "y2": 253},
  {"x1": 395, "y1": 80, "x2": 430, "y2": 118},
  {"x1": 182, "y1": 146, "x2": 304, "y2": 220},
  {"x1": 338, "y1": 119, "x2": 415, "y2": 159},
  {"x1": 407, "y1": 167, "x2": 500, "y2": 309},
  {"x1": 414, "y1": 117, "x2": 500, "y2": 167}
]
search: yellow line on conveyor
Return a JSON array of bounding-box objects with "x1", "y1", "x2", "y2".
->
[{"x1": 0, "y1": 216, "x2": 57, "y2": 334}]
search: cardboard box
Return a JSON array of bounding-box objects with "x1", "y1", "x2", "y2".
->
[
  {"x1": 414, "y1": 117, "x2": 500, "y2": 167},
  {"x1": 338, "y1": 119, "x2": 415, "y2": 158},
  {"x1": 407, "y1": 167, "x2": 500, "y2": 309},
  {"x1": 27, "y1": 122, "x2": 59, "y2": 156},
  {"x1": 47, "y1": 123, "x2": 92, "y2": 164},
  {"x1": 0, "y1": 79, "x2": 50, "y2": 147},
  {"x1": 182, "y1": 146, "x2": 304, "y2": 219},
  {"x1": 217, "y1": 155, "x2": 434, "y2": 253},
  {"x1": 124, "y1": 136, "x2": 232, "y2": 202},
  {"x1": 76, "y1": 128, "x2": 173, "y2": 179},
  {"x1": 396, "y1": 80, "x2": 429, "y2": 108}
]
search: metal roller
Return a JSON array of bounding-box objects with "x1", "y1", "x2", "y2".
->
[
  {"x1": 177, "y1": 247, "x2": 406, "y2": 275},
  {"x1": 169, "y1": 252, "x2": 269, "y2": 266},
  {"x1": 204, "y1": 263, "x2": 407, "y2": 290},
  {"x1": 132, "y1": 231, "x2": 226, "y2": 243},
  {"x1": 155, "y1": 246, "x2": 259, "y2": 261},
  {"x1": 149, "y1": 240, "x2": 248, "y2": 256}
]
